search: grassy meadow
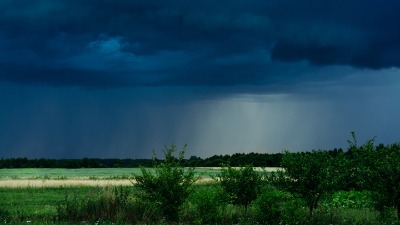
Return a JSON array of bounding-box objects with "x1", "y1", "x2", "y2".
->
[
  {"x1": 0, "y1": 168, "x2": 223, "y2": 224},
  {"x1": 0, "y1": 183, "x2": 391, "y2": 225},
  {"x1": 0, "y1": 167, "x2": 227, "y2": 180},
  {"x1": 0, "y1": 167, "x2": 399, "y2": 224},
  {"x1": 0, "y1": 168, "x2": 228, "y2": 189},
  {"x1": 0, "y1": 187, "x2": 100, "y2": 222}
]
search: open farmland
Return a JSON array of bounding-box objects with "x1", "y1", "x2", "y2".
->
[
  {"x1": 0, "y1": 167, "x2": 278, "y2": 188},
  {"x1": 0, "y1": 168, "x2": 144, "y2": 179}
]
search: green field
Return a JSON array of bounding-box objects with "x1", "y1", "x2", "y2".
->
[
  {"x1": 0, "y1": 187, "x2": 100, "y2": 221},
  {"x1": 0, "y1": 167, "x2": 224, "y2": 180},
  {"x1": 0, "y1": 184, "x2": 385, "y2": 225},
  {"x1": 1, "y1": 167, "x2": 395, "y2": 224},
  {"x1": 0, "y1": 168, "x2": 274, "y2": 188}
]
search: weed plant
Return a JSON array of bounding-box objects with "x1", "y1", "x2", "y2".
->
[{"x1": 56, "y1": 186, "x2": 154, "y2": 223}]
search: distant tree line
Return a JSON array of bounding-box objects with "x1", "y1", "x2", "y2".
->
[
  {"x1": 184, "y1": 152, "x2": 284, "y2": 167},
  {"x1": 0, "y1": 149, "x2": 344, "y2": 169},
  {"x1": 0, "y1": 152, "x2": 280, "y2": 168},
  {"x1": 0, "y1": 158, "x2": 154, "y2": 169}
]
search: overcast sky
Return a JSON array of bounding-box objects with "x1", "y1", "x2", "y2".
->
[{"x1": 1, "y1": 0, "x2": 400, "y2": 159}]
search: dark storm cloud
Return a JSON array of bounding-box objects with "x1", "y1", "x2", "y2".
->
[
  {"x1": 1, "y1": 0, "x2": 399, "y2": 88},
  {"x1": 269, "y1": 1, "x2": 400, "y2": 68}
]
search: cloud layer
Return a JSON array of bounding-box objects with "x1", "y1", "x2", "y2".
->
[{"x1": 1, "y1": 0, "x2": 400, "y2": 88}]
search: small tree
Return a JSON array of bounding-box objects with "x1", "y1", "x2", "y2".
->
[
  {"x1": 271, "y1": 150, "x2": 339, "y2": 222},
  {"x1": 343, "y1": 133, "x2": 400, "y2": 218},
  {"x1": 133, "y1": 144, "x2": 198, "y2": 221},
  {"x1": 371, "y1": 143, "x2": 400, "y2": 219},
  {"x1": 342, "y1": 132, "x2": 377, "y2": 191},
  {"x1": 216, "y1": 164, "x2": 262, "y2": 210},
  {"x1": 351, "y1": 140, "x2": 400, "y2": 219}
]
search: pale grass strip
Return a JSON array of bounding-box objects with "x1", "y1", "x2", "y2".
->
[
  {"x1": 0, "y1": 178, "x2": 215, "y2": 188},
  {"x1": 196, "y1": 167, "x2": 281, "y2": 172},
  {"x1": 0, "y1": 179, "x2": 133, "y2": 188},
  {"x1": 257, "y1": 167, "x2": 281, "y2": 172}
]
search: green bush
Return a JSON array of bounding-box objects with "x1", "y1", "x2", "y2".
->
[
  {"x1": 216, "y1": 165, "x2": 262, "y2": 210},
  {"x1": 278, "y1": 194, "x2": 309, "y2": 224},
  {"x1": 271, "y1": 150, "x2": 340, "y2": 221},
  {"x1": 345, "y1": 133, "x2": 400, "y2": 219},
  {"x1": 188, "y1": 184, "x2": 226, "y2": 224},
  {"x1": 328, "y1": 190, "x2": 374, "y2": 209},
  {"x1": 253, "y1": 186, "x2": 288, "y2": 224},
  {"x1": 133, "y1": 144, "x2": 198, "y2": 222}
]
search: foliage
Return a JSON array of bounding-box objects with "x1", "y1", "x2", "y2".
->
[
  {"x1": 0, "y1": 152, "x2": 284, "y2": 168},
  {"x1": 133, "y1": 144, "x2": 198, "y2": 221},
  {"x1": 200, "y1": 152, "x2": 283, "y2": 167},
  {"x1": 215, "y1": 164, "x2": 262, "y2": 209},
  {"x1": 187, "y1": 184, "x2": 226, "y2": 224},
  {"x1": 0, "y1": 157, "x2": 155, "y2": 168},
  {"x1": 367, "y1": 143, "x2": 400, "y2": 218},
  {"x1": 345, "y1": 133, "x2": 400, "y2": 219},
  {"x1": 253, "y1": 186, "x2": 289, "y2": 224},
  {"x1": 327, "y1": 190, "x2": 374, "y2": 209},
  {"x1": 271, "y1": 150, "x2": 340, "y2": 221},
  {"x1": 342, "y1": 132, "x2": 377, "y2": 190}
]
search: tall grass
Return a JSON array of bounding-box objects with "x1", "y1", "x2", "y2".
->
[
  {"x1": 2, "y1": 183, "x2": 400, "y2": 224},
  {"x1": 56, "y1": 185, "x2": 169, "y2": 224}
]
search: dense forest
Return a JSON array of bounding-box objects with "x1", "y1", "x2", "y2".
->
[{"x1": 0, "y1": 149, "x2": 345, "y2": 168}]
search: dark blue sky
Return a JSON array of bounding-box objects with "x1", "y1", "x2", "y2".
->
[{"x1": 1, "y1": 0, "x2": 400, "y2": 158}]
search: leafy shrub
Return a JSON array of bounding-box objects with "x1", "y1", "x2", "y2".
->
[
  {"x1": 271, "y1": 150, "x2": 340, "y2": 221},
  {"x1": 253, "y1": 186, "x2": 289, "y2": 224},
  {"x1": 188, "y1": 184, "x2": 226, "y2": 224},
  {"x1": 345, "y1": 133, "x2": 400, "y2": 219},
  {"x1": 328, "y1": 190, "x2": 374, "y2": 209},
  {"x1": 133, "y1": 144, "x2": 198, "y2": 222},
  {"x1": 216, "y1": 164, "x2": 262, "y2": 210},
  {"x1": 368, "y1": 144, "x2": 400, "y2": 219},
  {"x1": 274, "y1": 193, "x2": 309, "y2": 225}
]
